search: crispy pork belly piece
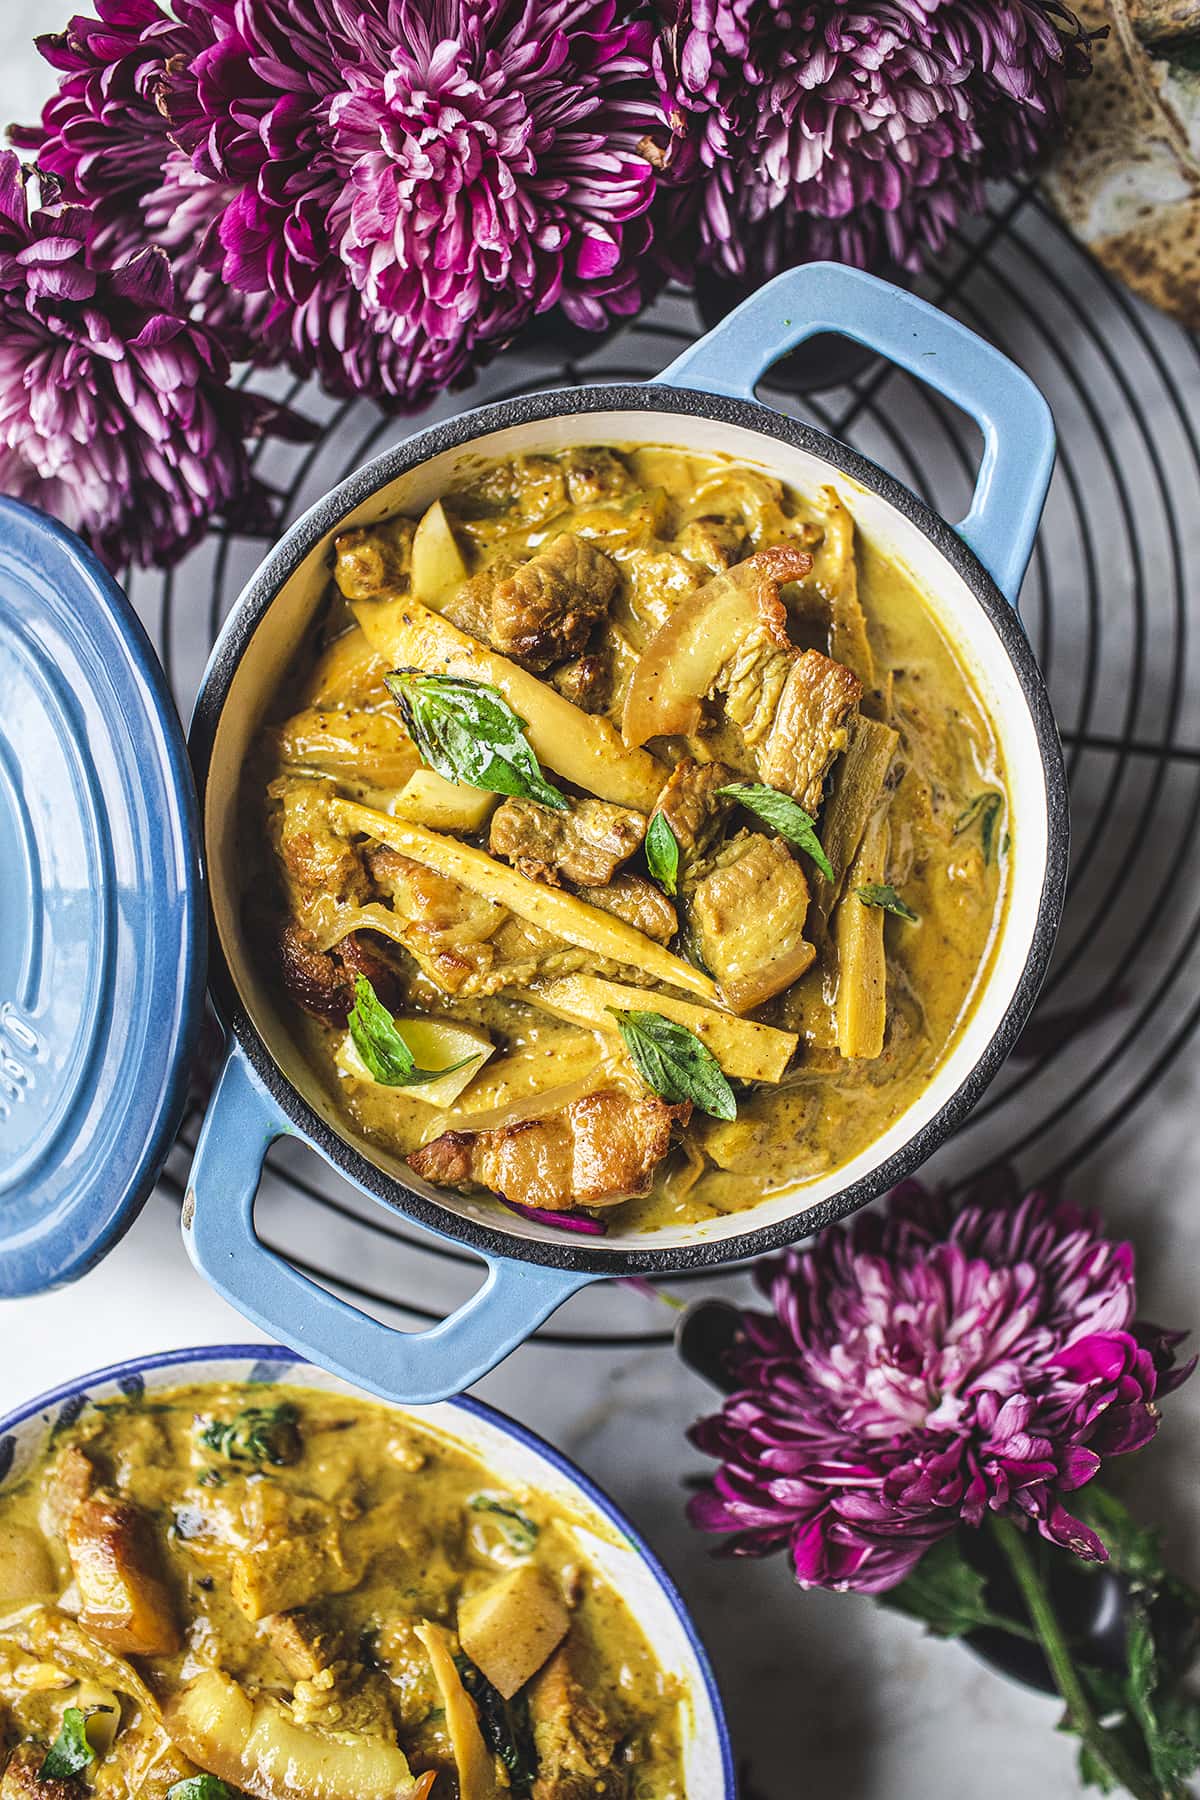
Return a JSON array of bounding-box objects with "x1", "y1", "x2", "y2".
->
[
  {"x1": 491, "y1": 533, "x2": 620, "y2": 669},
  {"x1": 66, "y1": 1494, "x2": 182, "y2": 1657},
  {"x1": 574, "y1": 872, "x2": 676, "y2": 943},
  {"x1": 1, "y1": 1744, "x2": 80, "y2": 1800},
  {"x1": 690, "y1": 833, "x2": 816, "y2": 1013},
  {"x1": 548, "y1": 647, "x2": 611, "y2": 713},
  {"x1": 409, "y1": 1091, "x2": 688, "y2": 1210},
  {"x1": 278, "y1": 924, "x2": 404, "y2": 1025},
  {"x1": 756, "y1": 647, "x2": 863, "y2": 815},
  {"x1": 528, "y1": 1645, "x2": 628, "y2": 1800},
  {"x1": 489, "y1": 796, "x2": 646, "y2": 887},
  {"x1": 650, "y1": 757, "x2": 739, "y2": 859}
]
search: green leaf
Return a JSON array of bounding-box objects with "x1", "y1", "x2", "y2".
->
[
  {"x1": 468, "y1": 1494, "x2": 539, "y2": 1555},
  {"x1": 856, "y1": 882, "x2": 918, "y2": 923},
  {"x1": 198, "y1": 1402, "x2": 300, "y2": 1467},
  {"x1": 348, "y1": 975, "x2": 482, "y2": 1088},
  {"x1": 1074, "y1": 1487, "x2": 1167, "y2": 1589},
  {"x1": 954, "y1": 791, "x2": 1004, "y2": 864},
  {"x1": 1123, "y1": 1602, "x2": 1200, "y2": 1793},
  {"x1": 1077, "y1": 1742, "x2": 1121, "y2": 1794},
  {"x1": 609, "y1": 1009, "x2": 736, "y2": 1121},
  {"x1": 453, "y1": 1655, "x2": 537, "y2": 1794},
  {"x1": 166, "y1": 1780, "x2": 248, "y2": 1800},
  {"x1": 1153, "y1": 1693, "x2": 1200, "y2": 1788},
  {"x1": 386, "y1": 669, "x2": 566, "y2": 810},
  {"x1": 645, "y1": 811, "x2": 680, "y2": 896},
  {"x1": 716, "y1": 783, "x2": 834, "y2": 881},
  {"x1": 878, "y1": 1535, "x2": 1034, "y2": 1641},
  {"x1": 40, "y1": 1707, "x2": 106, "y2": 1781}
]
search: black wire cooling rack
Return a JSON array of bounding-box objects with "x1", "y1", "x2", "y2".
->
[{"x1": 136, "y1": 181, "x2": 1200, "y2": 1349}]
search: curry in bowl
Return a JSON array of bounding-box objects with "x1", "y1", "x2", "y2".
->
[
  {"x1": 245, "y1": 445, "x2": 1007, "y2": 1234},
  {"x1": 0, "y1": 1380, "x2": 685, "y2": 1798}
]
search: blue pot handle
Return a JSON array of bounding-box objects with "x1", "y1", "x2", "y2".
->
[
  {"x1": 183, "y1": 1048, "x2": 594, "y2": 1403},
  {"x1": 656, "y1": 263, "x2": 1055, "y2": 607}
]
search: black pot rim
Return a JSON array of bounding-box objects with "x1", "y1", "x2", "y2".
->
[{"x1": 189, "y1": 381, "x2": 1070, "y2": 1277}]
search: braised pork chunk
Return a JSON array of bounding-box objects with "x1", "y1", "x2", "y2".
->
[{"x1": 250, "y1": 444, "x2": 1008, "y2": 1232}]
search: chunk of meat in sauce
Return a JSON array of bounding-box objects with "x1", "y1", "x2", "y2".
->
[
  {"x1": 66, "y1": 1493, "x2": 182, "y2": 1656},
  {"x1": 574, "y1": 872, "x2": 676, "y2": 943},
  {"x1": 528, "y1": 1644, "x2": 629, "y2": 1800},
  {"x1": 562, "y1": 447, "x2": 634, "y2": 506},
  {"x1": 548, "y1": 647, "x2": 611, "y2": 713},
  {"x1": 757, "y1": 647, "x2": 863, "y2": 815},
  {"x1": 279, "y1": 924, "x2": 404, "y2": 1025},
  {"x1": 676, "y1": 515, "x2": 745, "y2": 572},
  {"x1": 0, "y1": 1744, "x2": 80, "y2": 1800},
  {"x1": 491, "y1": 533, "x2": 620, "y2": 669},
  {"x1": 409, "y1": 1092, "x2": 689, "y2": 1211},
  {"x1": 489, "y1": 797, "x2": 646, "y2": 887},
  {"x1": 272, "y1": 777, "x2": 371, "y2": 918},
  {"x1": 713, "y1": 544, "x2": 814, "y2": 745},
  {"x1": 332, "y1": 516, "x2": 415, "y2": 600},
  {"x1": 651, "y1": 757, "x2": 738, "y2": 859},
  {"x1": 690, "y1": 833, "x2": 816, "y2": 1013}
]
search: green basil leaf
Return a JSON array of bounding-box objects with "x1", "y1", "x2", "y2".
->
[
  {"x1": 468, "y1": 1493, "x2": 539, "y2": 1554},
  {"x1": 386, "y1": 669, "x2": 566, "y2": 810},
  {"x1": 715, "y1": 783, "x2": 834, "y2": 881},
  {"x1": 348, "y1": 975, "x2": 482, "y2": 1088},
  {"x1": 167, "y1": 1779, "x2": 248, "y2": 1800},
  {"x1": 609, "y1": 1009, "x2": 736, "y2": 1121},
  {"x1": 856, "y1": 883, "x2": 918, "y2": 923},
  {"x1": 878, "y1": 1536, "x2": 1034, "y2": 1641},
  {"x1": 40, "y1": 1707, "x2": 105, "y2": 1780},
  {"x1": 954, "y1": 790, "x2": 1004, "y2": 864},
  {"x1": 198, "y1": 1402, "x2": 300, "y2": 1467},
  {"x1": 644, "y1": 811, "x2": 680, "y2": 896}
]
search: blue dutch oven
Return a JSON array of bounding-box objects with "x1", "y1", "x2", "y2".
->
[{"x1": 0, "y1": 264, "x2": 1068, "y2": 1401}]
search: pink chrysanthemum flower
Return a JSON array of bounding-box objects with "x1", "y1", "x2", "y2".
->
[
  {"x1": 651, "y1": 0, "x2": 1094, "y2": 279},
  {"x1": 0, "y1": 153, "x2": 309, "y2": 568},
  {"x1": 689, "y1": 1183, "x2": 1194, "y2": 1594}
]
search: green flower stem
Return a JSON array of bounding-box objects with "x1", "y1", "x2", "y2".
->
[{"x1": 990, "y1": 1516, "x2": 1160, "y2": 1800}]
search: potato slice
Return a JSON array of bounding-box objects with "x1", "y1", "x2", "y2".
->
[
  {"x1": 415, "y1": 1621, "x2": 500, "y2": 1800},
  {"x1": 529, "y1": 975, "x2": 797, "y2": 1083},
  {"x1": 336, "y1": 1017, "x2": 494, "y2": 1108},
  {"x1": 165, "y1": 1669, "x2": 434, "y2": 1800},
  {"x1": 351, "y1": 593, "x2": 665, "y2": 811},
  {"x1": 392, "y1": 766, "x2": 498, "y2": 832},
  {"x1": 458, "y1": 1564, "x2": 570, "y2": 1701},
  {"x1": 333, "y1": 801, "x2": 721, "y2": 1005},
  {"x1": 0, "y1": 1524, "x2": 57, "y2": 1607},
  {"x1": 411, "y1": 499, "x2": 469, "y2": 608}
]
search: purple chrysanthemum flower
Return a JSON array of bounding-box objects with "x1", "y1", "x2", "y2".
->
[
  {"x1": 0, "y1": 153, "x2": 310, "y2": 569},
  {"x1": 688, "y1": 1183, "x2": 1194, "y2": 1594},
  {"x1": 162, "y1": 0, "x2": 660, "y2": 407},
  {"x1": 10, "y1": 0, "x2": 265, "y2": 349},
  {"x1": 651, "y1": 0, "x2": 1094, "y2": 279}
]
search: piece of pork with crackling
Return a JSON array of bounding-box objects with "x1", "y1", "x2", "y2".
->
[{"x1": 409, "y1": 1091, "x2": 689, "y2": 1211}]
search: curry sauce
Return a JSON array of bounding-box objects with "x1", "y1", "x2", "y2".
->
[
  {"x1": 244, "y1": 446, "x2": 1007, "y2": 1232},
  {"x1": 0, "y1": 1382, "x2": 686, "y2": 1798}
]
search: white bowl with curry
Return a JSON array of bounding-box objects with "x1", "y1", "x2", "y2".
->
[
  {"x1": 0, "y1": 1344, "x2": 730, "y2": 1798},
  {"x1": 184, "y1": 263, "x2": 1069, "y2": 1402}
]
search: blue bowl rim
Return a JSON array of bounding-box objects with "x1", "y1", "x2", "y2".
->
[{"x1": 0, "y1": 1340, "x2": 737, "y2": 1798}]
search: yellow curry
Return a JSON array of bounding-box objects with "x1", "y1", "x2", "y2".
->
[
  {"x1": 0, "y1": 1382, "x2": 684, "y2": 1798},
  {"x1": 245, "y1": 445, "x2": 1007, "y2": 1232}
]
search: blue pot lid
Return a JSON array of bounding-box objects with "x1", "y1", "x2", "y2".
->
[{"x1": 0, "y1": 499, "x2": 205, "y2": 1296}]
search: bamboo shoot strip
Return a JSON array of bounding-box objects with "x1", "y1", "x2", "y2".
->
[
  {"x1": 332, "y1": 801, "x2": 723, "y2": 1005},
  {"x1": 529, "y1": 974, "x2": 798, "y2": 1083},
  {"x1": 351, "y1": 594, "x2": 666, "y2": 811},
  {"x1": 809, "y1": 713, "x2": 899, "y2": 926},
  {"x1": 833, "y1": 807, "x2": 890, "y2": 1060}
]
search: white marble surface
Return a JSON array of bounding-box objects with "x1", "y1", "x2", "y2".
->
[{"x1": 3, "y1": 14, "x2": 1200, "y2": 1799}]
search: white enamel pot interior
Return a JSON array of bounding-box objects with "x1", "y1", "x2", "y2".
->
[
  {"x1": 193, "y1": 386, "x2": 1066, "y2": 1276},
  {"x1": 0, "y1": 1344, "x2": 734, "y2": 1797}
]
